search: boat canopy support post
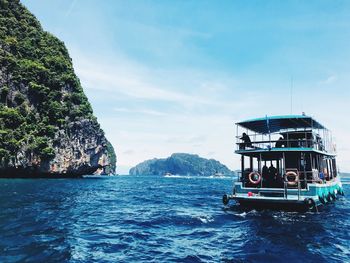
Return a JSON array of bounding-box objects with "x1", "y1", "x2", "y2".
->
[
  {"x1": 236, "y1": 124, "x2": 239, "y2": 148},
  {"x1": 332, "y1": 159, "x2": 337, "y2": 177},
  {"x1": 303, "y1": 152, "x2": 306, "y2": 190},
  {"x1": 298, "y1": 153, "x2": 302, "y2": 200},
  {"x1": 283, "y1": 152, "x2": 288, "y2": 199},
  {"x1": 241, "y1": 155, "x2": 244, "y2": 183},
  {"x1": 326, "y1": 157, "x2": 330, "y2": 180},
  {"x1": 309, "y1": 153, "x2": 313, "y2": 184}
]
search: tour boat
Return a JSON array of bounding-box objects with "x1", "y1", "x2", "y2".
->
[{"x1": 223, "y1": 115, "x2": 344, "y2": 211}]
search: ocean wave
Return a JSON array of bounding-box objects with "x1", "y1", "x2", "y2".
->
[
  {"x1": 0, "y1": 176, "x2": 349, "y2": 262},
  {"x1": 174, "y1": 210, "x2": 215, "y2": 225}
]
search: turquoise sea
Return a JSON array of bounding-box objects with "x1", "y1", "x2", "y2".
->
[{"x1": 0, "y1": 175, "x2": 349, "y2": 262}]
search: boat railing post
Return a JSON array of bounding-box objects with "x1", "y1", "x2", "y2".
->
[
  {"x1": 298, "y1": 178, "x2": 301, "y2": 200},
  {"x1": 241, "y1": 156, "x2": 245, "y2": 187},
  {"x1": 236, "y1": 124, "x2": 238, "y2": 150},
  {"x1": 284, "y1": 181, "x2": 288, "y2": 199}
]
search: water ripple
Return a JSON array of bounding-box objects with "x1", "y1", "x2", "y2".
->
[{"x1": 0, "y1": 176, "x2": 348, "y2": 262}]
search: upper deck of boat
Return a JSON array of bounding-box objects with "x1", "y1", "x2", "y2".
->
[{"x1": 235, "y1": 115, "x2": 336, "y2": 157}]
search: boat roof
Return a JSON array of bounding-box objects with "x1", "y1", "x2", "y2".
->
[{"x1": 236, "y1": 115, "x2": 326, "y2": 134}]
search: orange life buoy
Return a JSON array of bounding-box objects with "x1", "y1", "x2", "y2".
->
[
  {"x1": 284, "y1": 171, "x2": 299, "y2": 186},
  {"x1": 248, "y1": 171, "x2": 261, "y2": 185}
]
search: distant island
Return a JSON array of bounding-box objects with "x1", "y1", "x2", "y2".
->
[
  {"x1": 129, "y1": 153, "x2": 234, "y2": 176},
  {"x1": 0, "y1": 1, "x2": 116, "y2": 177}
]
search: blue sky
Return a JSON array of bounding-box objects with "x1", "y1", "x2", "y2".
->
[{"x1": 22, "y1": 0, "x2": 350, "y2": 173}]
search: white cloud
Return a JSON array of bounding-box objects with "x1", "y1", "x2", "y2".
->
[
  {"x1": 68, "y1": 49, "x2": 350, "y2": 172},
  {"x1": 320, "y1": 74, "x2": 338, "y2": 84},
  {"x1": 74, "y1": 60, "x2": 224, "y2": 109},
  {"x1": 123, "y1": 150, "x2": 135, "y2": 155},
  {"x1": 70, "y1": 48, "x2": 257, "y2": 112}
]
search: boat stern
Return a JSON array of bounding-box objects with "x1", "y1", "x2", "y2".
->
[{"x1": 223, "y1": 180, "x2": 344, "y2": 211}]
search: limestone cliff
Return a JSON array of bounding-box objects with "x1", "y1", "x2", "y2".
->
[{"x1": 0, "y1": 0, "x2": 116, "y2": 177}]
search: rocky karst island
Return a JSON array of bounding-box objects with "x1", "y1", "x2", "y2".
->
[
  {"x1": 0, "y1": 0, "x2": 116, "y2": 177},
  {"x1": 130, "y1": 153, "x2": 234, "y2": 176}
]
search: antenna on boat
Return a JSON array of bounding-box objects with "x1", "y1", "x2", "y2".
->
[{"x1": 290, "y1": 76, "x2": 293, "y2": 114}]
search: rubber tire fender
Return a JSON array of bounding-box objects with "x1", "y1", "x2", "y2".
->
[
  {"x1": 223, "y1": 194, "x2": 229, "y2": 205},
  {"x1": 304, "y1": 198, "x2": 316, "y2": 211},
  {"x1": 319, "y1": 195, "x2": 326, "y2": 205},
  {"x1": 330, "y1": 192, "x2": 336, "y2": 201}
]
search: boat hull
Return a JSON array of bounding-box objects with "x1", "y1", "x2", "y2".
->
[
  {"x1": 234, "y1": 197, "x2": 318, "y2": 212},
  {"x1": 225, "y1": 177, "x2": 344, "y2": 212}
]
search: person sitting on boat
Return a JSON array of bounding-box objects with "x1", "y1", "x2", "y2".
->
[
  {"x1": 323, "y1": 167, "x2": 329, "y2": 181},
  {"x1": 275, "y1": 172, "x2": 284, "y2": 188},
  {"x1": 315, "y1": 134, "x2": 324, "y2": 151},
  {"x1": 319, "y1": 171, "x2": 325, "y2": 181},
  {"x1": 312, "y1": 169, "x2": 323, "y2": 183},
  {"x1": 319, "y1": 140, "x2": 324, "y2": 151},
  {"x1": 275, "y1": 136, "x2": 285, "y2": 148},
  {"x1": 240, "y1": 133, "x2": 252, "y2": 149},
  {"x1": 262, "y1": 164, "x2": 269, "y2": 187},
  {"x1": 268, "y1": 163, "x2": 277, "y2": 187}
]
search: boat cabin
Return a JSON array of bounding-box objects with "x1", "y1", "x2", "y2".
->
[{"x1": 235, "y1": 115, "x2": 338, "y2": 189}]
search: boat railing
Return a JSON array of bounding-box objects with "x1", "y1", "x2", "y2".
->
[
  {"x1": 236, "y1": 139, "x2": 326, "y2": 152},
  {"x1": 239, "y1": 170, "x2": 328, "y2": 190},
  {"x1": 284, "y1": 181, "x2": 288, "y2": 199}
]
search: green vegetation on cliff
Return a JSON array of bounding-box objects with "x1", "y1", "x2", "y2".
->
[
  {"x1": 129, "y1": 153, "x2": 234, "y2": 176},
  {"x1": 0, "y1": 0, "x2": 116, "y2": 174},
  {"x1": 105, "y1": 141, "x2": 117, "y2": 174}
]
